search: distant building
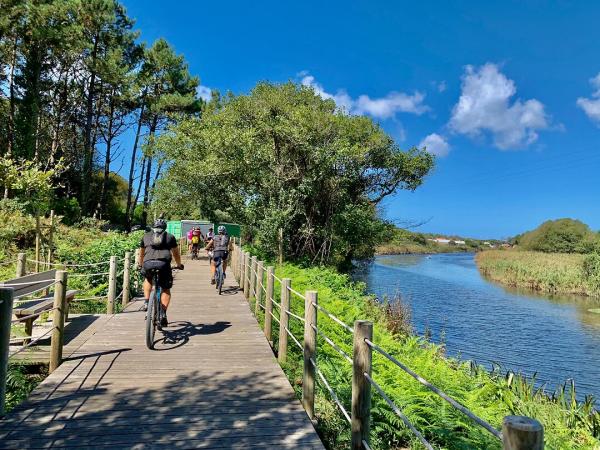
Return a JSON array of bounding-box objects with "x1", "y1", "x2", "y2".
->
[{"x1": 428, "y1": 237, "x2": 466, "y2": 245}]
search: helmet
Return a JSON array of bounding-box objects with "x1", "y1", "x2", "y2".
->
[
  {"x1": 152, "y1": 219, "x2": 167, "y2": 232},
  {"x1": 218, "y1": 225, "x2": 226, "y2": 234}
]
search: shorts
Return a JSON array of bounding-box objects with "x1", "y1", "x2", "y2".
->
[
  {"x1": 213, "y1": 250, "x2": 229, "y2": 265},
  {"x1": 141, "y1": 259, "x2": 173, "y2": 289}
]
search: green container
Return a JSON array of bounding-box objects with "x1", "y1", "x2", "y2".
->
[
  {"x1": 216, "y1": 222, "x2": 241, "y2": 238},
  {"x1": 166, "y1": 220, "x2": 182, "y2": 239}
]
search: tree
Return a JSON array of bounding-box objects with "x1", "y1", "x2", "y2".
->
[
  {"x1": 155, "y1": 82, "x2": 434, "y2": 267},
  {"x1": 123, "y1": 38, "x2": 200, "y2": 229},
  {"x1": 517, "y1": 218, "x2": 599, "y2": 253}
]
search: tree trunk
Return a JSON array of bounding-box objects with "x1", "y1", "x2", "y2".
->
[
  {"x1": 124, "y1": 100, "x2": 146, "y2": 230},
  {"x1": 140, "y1": 115, "x2": 158, "y2": 228},
  {"x1": 94, "y1": 95, "x2": 115, "y2": 219},
  {"x1": 131, "y1": 156, "x2": 147, "y2": 226},
  {"x1": 4, "y1": 36, "x2": 18, "y2": 199},
  {"x1": 81, "y1": 34, "x2": 99, "y2": 213}
]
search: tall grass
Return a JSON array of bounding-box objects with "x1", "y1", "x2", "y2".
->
[
  {"x1": 476, "y1": 250, "x2": 599, "y2": 297},
  {"x1": 249, "y1": 259, "x2": 600, "y2": 449}
]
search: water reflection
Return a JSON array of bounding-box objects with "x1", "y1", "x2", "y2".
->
[{"x1": 353, "y1": 253, "x2": 600, "y2": 402}]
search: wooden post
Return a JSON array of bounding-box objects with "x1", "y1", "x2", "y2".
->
[
  {"x1": 255, "y1": 261, "x2": 264, "y2": 315},
  {"x1": 238, "y1": 247, "x2": 244, "y2": 285},
  {"x1": 278, "y1": 227, "x2": 283, "y2": 265},
  {"x1": 265, "y1": 266, "x2": 274, "y2": 342},
  {"x1": 35, "y1": 213, "x2": 41, "y2": 273},
  {"x1": 249, "y1": 256, "x2": 257, "y2": 302},
  {"x1": 0, "y1": 287, "x2": 14, "y2": 415},
  {"x1": 278, "y1": 278, "x2": 291, "y2": 363},
  {"x1": 49, "y1": 271, "x2": 67, "y2": 373},
  {"x1": 502, "y1": 416, "x2": 544, "y2": 450},
  {"x1": 107, "y1": 256, "x2": 117, "y2": 315},
  {"x1": 351, "y1": 320, "x2": 373, "y2": 450},
  {"x1": 243, "y1": 252, "x2": 250, "y2": 299},
  {"x1": 46, "y1": 209, "x2": 55, "y2": 266},
  {"x1": 303, "y1": 291, "x2": 318, "y2": 420},
  {"x1": 16, "y1": 253, "x2": 26, "y2": 278},
  {"x1": 122, "y1": 252, "x2": 131, "y2": 306}
]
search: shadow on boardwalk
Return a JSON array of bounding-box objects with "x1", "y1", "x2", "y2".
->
[{"x1": 0, "y1": 363, "x2": 321, "y2": 448}]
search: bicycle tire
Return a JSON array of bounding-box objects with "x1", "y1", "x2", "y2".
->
[{"x1": 146, "y1": 286, "x2": 157, "y2": 349}]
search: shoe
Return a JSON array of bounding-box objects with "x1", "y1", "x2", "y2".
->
[
  {"x1": 143, "y1": 300, "x2": 148, "y2": 311},
  {"x1": 223, "y1": 272, "x2": 226, "y2": 279},
  {"x1": 211, "y1": 278, "x2": 216, "y2": 285},
  {"x1": 160, "y1": 315, "x2": 168, "y2": 328}
]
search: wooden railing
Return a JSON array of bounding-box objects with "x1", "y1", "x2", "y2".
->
[
  {"x1": 231, "y1": 241, "x2": 545, "y2": 450},
  {"x1": 0, "y1": 250, "x2": 138, "y2": 415}
]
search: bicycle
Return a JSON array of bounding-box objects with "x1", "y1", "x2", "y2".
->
[
  {"x1": 214, "y1": 256, "x2": 224, "y2": 295},
  {"x1": 191, "y1": 244, "x2": 199, "y2": 260},
  {"x1": 144, "y1": 263, "x2": 184, "y2": 350}
]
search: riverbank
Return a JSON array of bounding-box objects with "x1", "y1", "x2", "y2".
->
[
  {"x1": 250, "y1": 258, "x2": 600, "y2": 449},
  {"x1": 476, "y1": 250, "x2": 600, "y2": 298}
]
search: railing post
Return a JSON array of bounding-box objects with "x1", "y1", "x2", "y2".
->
[
  {"x1": 278, "y1": 278, "x2": 291, "y2": 363},
  {"x1": 502, "y1": 416, "x2": 544, "y2": 450},
  {"x1": 49, "y1": 271, "x2": 68, "y2": 373},
  {"x1": 351, "y1": 320, "x2": 373, "y2": 450},
  {"x1": 122, "y1": 252, "x2": 132, "y2": 306},
  {"x1": 303, "y1": 290, "x2": 318, "y2": 420},
  {"x1": 16, "y1": 253, "x2": 26, "y2": 278},
  {"x1": 265, "y1": 266, "x2": 274, "y2": 342},
  {"x1": 243, "y1": 252, "x2": 250, "y2": 298},
  {"x1": 255, "y1": 261, "x2": 264, "y2": 315},
  {"x1": 250, "y1": 256, "x2": 257, "y2": 302},
  {"x1": 107, "y1": 255, "x2": 117, "y2": 314},
  {"x1": 0, "y1": 287, "x2": 14, "y2": 415}
]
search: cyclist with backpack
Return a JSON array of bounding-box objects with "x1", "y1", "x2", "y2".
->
[
  {"x1": 139, "y1": 219, "x2": 184, "y2": 327},
  {"x1": 205, "y1": 225, "x2": 232, "y2": 284},
  {"x1": 190, "y1": 227, "x2": 203, "y2": 259}
]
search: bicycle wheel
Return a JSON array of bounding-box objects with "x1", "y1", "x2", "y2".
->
[
  {"x1": 217, "y1": 265, "x2": 223, "y2": 295},
  {"x1": 146, "y1": 284, "x2": 157, "y2": 349}
]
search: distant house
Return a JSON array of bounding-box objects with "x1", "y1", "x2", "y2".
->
[
  {"x1": 429, "y1": 237, "x2": 451, "y2": 244},
  {"x1": 454, "y1": 240, "x2": 466, "y2": 245}
]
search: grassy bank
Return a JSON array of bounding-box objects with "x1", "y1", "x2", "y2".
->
[
  {"x1": 245, "y1": 257, "x2": 600, "y2": 449},
  {"x1": 476, "y1": 250, "x2": 600, "y2": 298}
]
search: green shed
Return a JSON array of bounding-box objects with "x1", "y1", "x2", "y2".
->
[
  {"x1": 166, "y1": 220, "x2": 182, "y2": 239},
  {"x1": 216, "y1": 222, "x2": 241, "y2": 238}
]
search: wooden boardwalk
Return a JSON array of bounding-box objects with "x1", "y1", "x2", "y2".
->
[{"x1": 0, "y1": 259, "x2": 325, "y2": 449}]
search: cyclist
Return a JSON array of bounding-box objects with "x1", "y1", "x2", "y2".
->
[
  {"x1": 139, "y1": 219, "x2": 184, "y2": 327},
  {"x1": 190, "y1": 226, "x2": 203, "y2": 258},
  {"x1": 206, "y1": 227, "x2": 214, "y2": 241},
  {"x1": 205, "y1": 225, "x2": 231, "y2": 284}
]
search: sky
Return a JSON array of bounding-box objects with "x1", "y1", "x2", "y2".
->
[{"x1": 121, "y1": 0, "x2": 600, "y2": 239}]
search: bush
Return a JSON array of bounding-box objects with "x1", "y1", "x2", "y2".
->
[
  {"x1": 583, "y1": 252, "x2": 600, "y2": 290},
  {"x1": 517, "y1": 218, "x2": 599, "y2": 253}
]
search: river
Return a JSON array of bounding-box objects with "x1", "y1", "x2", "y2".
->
[{"x1": 353, "y1": 253, "x2": 600, "y2": 402}]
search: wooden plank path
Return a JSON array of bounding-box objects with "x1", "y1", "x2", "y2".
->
[{"x1": 0, "y1": 259, "x2": 325, "y2": 449}]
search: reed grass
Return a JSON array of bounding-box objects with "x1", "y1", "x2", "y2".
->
[{"x1": 476, "y1": 250, "x2": 599, "y2": 297}]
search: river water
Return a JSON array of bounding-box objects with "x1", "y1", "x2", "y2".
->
[{"x1": 353, "y1": 253, "x2": 600, "y2": 402}]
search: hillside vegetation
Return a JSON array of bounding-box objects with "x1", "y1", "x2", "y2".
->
[{"x1": 377, "y1": 226, "x2": 488, "y2": 255}]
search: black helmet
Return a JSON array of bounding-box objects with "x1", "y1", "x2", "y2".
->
[{"x1": 152, "y1": 219, "x2": 167, "y2": 231}]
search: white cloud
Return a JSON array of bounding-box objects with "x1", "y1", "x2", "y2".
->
[
  {"x1": 419, "y1": 133, "x2": 450, "y2": 157},
  {"x1": 448, "y1": 63, "x2": 549, "y2": 149},
  {"x1": 197, "y1": 85, "x2": 212, "y2": 102},
  {"x1": 437, "y1": 81, "x2": 447, "y2": 93},
  {"x1": 299, "y1": 72, "x2": 429, "y2": 119},
  {"x1": 576, "y1": 73, "x2": 600, "y2": 125}
]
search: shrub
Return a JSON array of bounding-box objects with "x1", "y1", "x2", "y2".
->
[{"x1": 517, "y1": 218, "x2": 599, "y2": 253}]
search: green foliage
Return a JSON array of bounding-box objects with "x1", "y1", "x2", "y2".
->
[
  {"x1": 378, "y1": 225, "x2": 483, "y2": 255},
  {"x1": 155, "y1": 82, "x2": 434, "y2": 267},
  {"x1": 248, "y1": 258, "x2": 600, "y2": 449},
  {"x1": 583, "y1": 252, "x2": 600, "y2": 291},
  {"x1": 516, "y1": 218, "x2": 599, "y2": 254},
  {"x1": 5, "y1": 363, "x2": 46, "y2": 413}
]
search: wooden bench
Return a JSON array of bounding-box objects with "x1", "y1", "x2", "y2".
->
[{"x1": 1, "y1": 270, "x2": 78, "y2": 344}]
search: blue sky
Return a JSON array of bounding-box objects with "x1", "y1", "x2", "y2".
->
[{"x1": 122, "y1": 0, "x2": 600, "y2": 239}]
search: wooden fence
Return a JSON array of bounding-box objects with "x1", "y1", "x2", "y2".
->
[
  {"x1": 0, "y1": 250, "x2": 139, "y2": 415},
  {"x1": 231, "y1": 240, "x2": 544, "y2": 450}
]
